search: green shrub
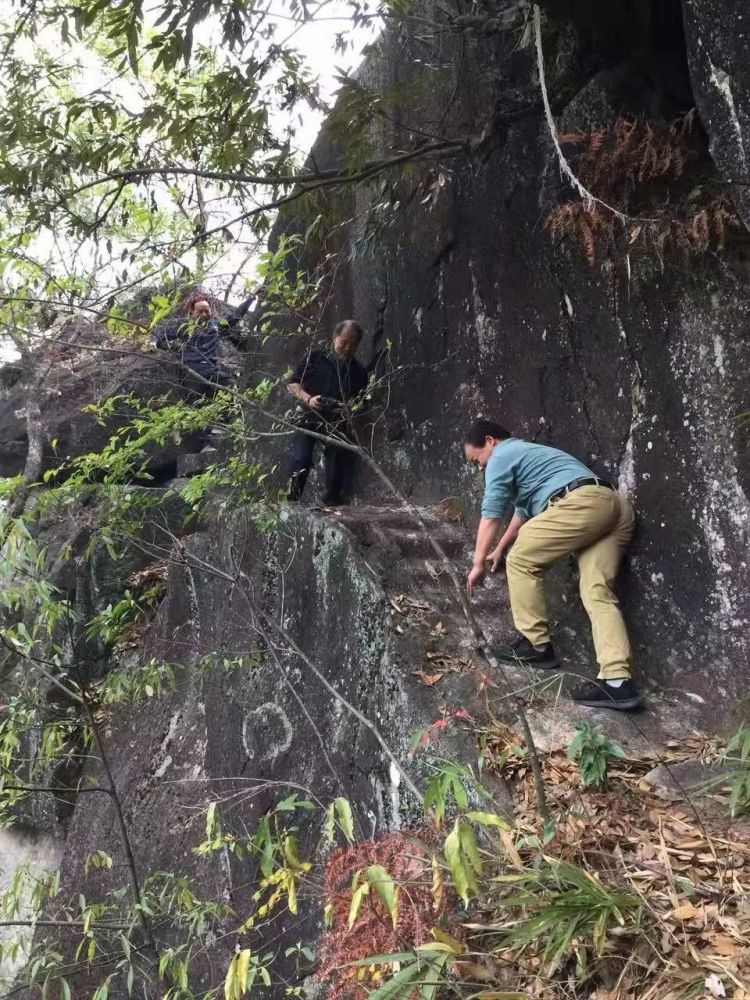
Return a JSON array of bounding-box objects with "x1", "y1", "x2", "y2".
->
[{"x1": 567, "y1": 722, "x2": 625, "y2": 789}]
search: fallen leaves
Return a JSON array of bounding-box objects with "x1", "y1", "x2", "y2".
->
[
  {"x1": 411, "y1": 652, "x2": 471, "y2": 687},
  {"x1": 473, "y1": 724, "x2": 750, "y2": 1000}
]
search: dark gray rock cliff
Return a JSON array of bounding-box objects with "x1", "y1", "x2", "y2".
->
[
  {"x1": 2, "y1": 1, "x2": 750, "y2": 996},
  {"x1": 268, "y1": 0, "x2": 750, "y2": 705}
]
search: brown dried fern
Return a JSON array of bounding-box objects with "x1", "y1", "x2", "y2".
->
[
  {"x1": 546, "y1": 114, "x2": 740, "y2": 264},
  {"x1": 315, "y1": 831, "x2": 459, "y2": 1000}
]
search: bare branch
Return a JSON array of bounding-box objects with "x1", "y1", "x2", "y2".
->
[
  {"x1": 0, "y1": 919, "x2": 130, "y2": 930},
  {"x1": 61, "y1": 139, "x2": 466, "y2": 201}
]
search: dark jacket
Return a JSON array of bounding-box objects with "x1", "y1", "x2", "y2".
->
[
  {"x1": 155, "y1": 296, "x2": 255, "y2": 373},
  {"x1": 289, "y1": 347, "x2": 368, "y2": 403}
]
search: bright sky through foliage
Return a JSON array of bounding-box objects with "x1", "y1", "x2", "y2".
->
[{"x1": 0, "y1": 2, "x2": 378, "y2": 361}]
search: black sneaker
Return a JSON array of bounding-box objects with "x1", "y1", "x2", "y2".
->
[
  {"x1": 497, "y1": 634, "x2": 560, "y2": 669},
  {"x1": 572, "y1": 679, "x2": 642, "y2": 711}
]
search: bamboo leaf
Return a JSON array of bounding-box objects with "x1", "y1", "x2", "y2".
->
[
  {"x1": 430, "y1": 927, "x2": 465, "y2": 953},
  {"x1": 418, "y1": 954, "x2": 450, "y2": 1000},
  {"x1": 348, "y1": 881, "x2": 370, "y2": 929},
  {"x1": 236, "y1": 949, "x2": 251, "y2": 992},
  {"x1": 334, "y1": 797, "x2": 355, "y2": 842},
  {"x1": 366, "y1": 864, "x2": 398, "y2": 928},
  {"x1": 458, "y1": 818, "x2": 482, "y2": 875},
  {"x1": 287, "y1": 875, "x2": 298, "y2": 915},
  {"x1": 465, "y1": 811, "x2": 511, "y2": 830},
  {"x1": 444, "y1": 818, "x2": 476, "y2": 903},
  {"x1": 365, "y1": 958, "x2": 425, "y2": 1000}
]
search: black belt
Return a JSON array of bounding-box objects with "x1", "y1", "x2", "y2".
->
[{"x1": 546, "y1": 477, "x2": 615, "y2": 506}]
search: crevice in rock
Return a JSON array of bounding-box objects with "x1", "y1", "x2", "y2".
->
[
  {"x1": 609, "y1": 270, "x2": 645, "y2": 491},
  {"x1": 371, "y1": 275, "x2": 390, "y2": 362},
  {"x1": 430, "y1": 238, "x2": 456, "y2": 270},
  {"x1": 555, "y1": 282, "x2": 605, "y2": 458}
]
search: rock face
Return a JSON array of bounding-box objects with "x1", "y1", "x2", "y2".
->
[
  {"x1": 0, "y1": 310, "x2": 251, "y2": 482},
  {"x1": 47, "y1": 504, "x2": 512, "y2": 996},
  {"x1": 268, "y1": 0, "x2": 750, "y2": 705},
  {"x1": 2, "y1": 1, "x2": 750, "y2": 996},
  {"x1": 0, "y1": 829, "x2": 63, "y2": 983},
  {"x1": 683, "y1": 0, "x2": 750, "y2": 226},
  {"x1": 0, "y1": 336, "x2": 184, "y2": 480},
  {"x1": 34, "y1": 500, "x2": 707, "y2": 997}
]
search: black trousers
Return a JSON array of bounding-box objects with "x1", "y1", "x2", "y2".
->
[
  {"x1": 182, "y1": 365, "x2": 232, "y2": 447},
  {"x1": 285, "y1": 422, "x2": 357, "y2": 504},
  {"x1": 182, "y1": 364, "x2": 232, "y2": 396}
]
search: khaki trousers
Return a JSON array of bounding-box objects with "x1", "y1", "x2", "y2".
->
[{"x1": 505, "y1": 486, "x2": 635, "y2": 679}]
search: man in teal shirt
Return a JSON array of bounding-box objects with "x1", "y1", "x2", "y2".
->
[{"x1": 463, "y1": 419, "x2": 640, "y2": 711}]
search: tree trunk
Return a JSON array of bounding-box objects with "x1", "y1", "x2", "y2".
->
[{"x1": 5, "y1": 355, "x2": 44, "y2": 523}]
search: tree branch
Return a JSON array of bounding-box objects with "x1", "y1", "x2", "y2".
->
[
  {"x1": 61, "y1": 139, "x2": 467, "y2": 201},
  {"x1": 0, "y1": 919, "x2": 130, "y2": 930}
]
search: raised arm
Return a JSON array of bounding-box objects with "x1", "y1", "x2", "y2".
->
[{"x1": 221, "y1": 294, "x2": 257, "y2": 330}]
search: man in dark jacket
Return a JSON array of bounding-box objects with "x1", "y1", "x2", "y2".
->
[
  {"x1": 155, "y1": 292, "x2": 256, "y2": 391},
  {"x1": 285, "y1": 319, "x2": 368, "y2": 506}
]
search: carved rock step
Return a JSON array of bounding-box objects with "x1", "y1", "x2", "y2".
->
[{"x1": 332, "y1": 504, "x2": 470, "y2": 558}]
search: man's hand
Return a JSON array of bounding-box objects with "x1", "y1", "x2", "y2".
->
[
  {"x1": 466, "y1": 563, "x2": 486, "y2": 596},
  {"x1": 488, "y1": 543, "x2": 507, "y2": 574},
  {"x1": 308, "y1": 395, "x2": 322, "y2": 409}
]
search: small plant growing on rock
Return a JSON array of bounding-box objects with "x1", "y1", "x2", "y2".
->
[
  {"x1": 497, "y1": 857, "x2": 642, "y2": 975},
  {"x1": 724, "y1": 721, "x2": 750, "y2": 817},
  {"x1": 567, "y1": 723, "x2": 625, "y2": 790},
  {"x1": 315, "y1": 831, "x2": 460, "y2": 1000}
]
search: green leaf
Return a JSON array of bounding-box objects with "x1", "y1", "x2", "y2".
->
[
  {"x1": 458, "y1": 818, "x2": 482, "y2": 875},
  {"x1": 236, "y1": 949, "x2": 251, "y2": 992},
  {"x1": 418, "y1": 953, "x2": 450, "y2": 1000},
  {"x1": 282, "y1": 835, "x2": 305, "y2": 871},
  {"x1": 276, "y1": 793, "x2": 315, "y2": 811},
  {"x1": 333, "y1": 797, "x2": 355, "y2": 842},
  {"x1": 444, "y1": 818, "x2": 477, "y2": 903},
  {"x1": 542, "y1": 818, "x2": 556, "y2": 844},
  {"x1": 449, "y1": 772, "x2": 468, "y2": 810},
  {"x1": 125, "y1": 26, "x2": 139, "y2": 76},
  {"x1": 225, "y1": 948, "x2": 252, "y2": 999},
  {"x1": 366, "y1": 864, "x2": 399, "y2": 928},
  {"x1": 465, "y1": 811, "x2": 511, "y2": 830},
  {"x1": 365, "y1": 958, "x2": 425, "y2": 1000},
  {"x1": 348, "y1": 880, "x2": 370, "y2": 929}
]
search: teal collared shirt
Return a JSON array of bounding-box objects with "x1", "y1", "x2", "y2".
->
[{"x1": 481, "y1": 438, "x2": 595, "y2": 521}]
